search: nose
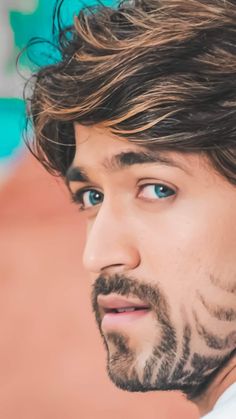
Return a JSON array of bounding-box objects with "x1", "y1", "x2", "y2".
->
[{"x1": 82, "y1": 204, "x2": 140, "y2": 275}]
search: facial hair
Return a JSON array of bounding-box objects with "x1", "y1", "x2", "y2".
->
[{"x1": 91, "y1": 274, "x2": 236, "y2": 400}]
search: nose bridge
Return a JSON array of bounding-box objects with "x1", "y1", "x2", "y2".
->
[{"x1": 82, "y1": 201, "x2": 139, "y2": 274}]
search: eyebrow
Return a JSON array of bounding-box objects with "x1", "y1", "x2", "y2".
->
[{"x1": 66, "y1": 150, "x2": 188, "y2": 184}]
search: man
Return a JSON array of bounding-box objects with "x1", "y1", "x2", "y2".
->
[{"x1": 27, "y1": 0, "x2": 236, "y2": 417}]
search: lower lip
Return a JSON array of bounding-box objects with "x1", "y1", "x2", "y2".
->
[{"x1": 101, "y1": 309, "x2": 150, "y2": 331}]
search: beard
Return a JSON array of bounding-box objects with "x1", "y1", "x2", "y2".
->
[{"x1": 91, "y1": 274, "x2": 236, "y2": 400}]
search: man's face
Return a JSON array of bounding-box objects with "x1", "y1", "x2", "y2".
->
[{"x1": 68, "y1": 124, "x2": 236, "y2": 399}]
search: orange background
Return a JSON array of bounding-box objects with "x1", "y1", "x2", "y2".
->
[{"x1": 0, "y1": 153, "x2": 199, "y2": 419}]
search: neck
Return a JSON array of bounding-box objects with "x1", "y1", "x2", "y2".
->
[{"x1": 194, "y1": 355, "x2": 236, "y2": 417}]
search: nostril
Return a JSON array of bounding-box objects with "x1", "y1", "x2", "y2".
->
[{"x1": 101, "y1": 264, "x2": 125, "y2": 273}]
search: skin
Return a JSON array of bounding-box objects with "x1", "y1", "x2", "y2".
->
[{"x1": 68, "y1": 123, "x2": 236, "y2": 417}]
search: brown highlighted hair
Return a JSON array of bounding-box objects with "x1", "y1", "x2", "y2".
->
[{"x1": 27, "y1": 0, "x2": 236, "y2": 183}]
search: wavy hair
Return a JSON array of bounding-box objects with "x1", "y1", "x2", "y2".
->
[{"x1": 26, "y1": 0, "x2": 236, "y2": 183}]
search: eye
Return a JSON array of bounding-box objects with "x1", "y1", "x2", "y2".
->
[
  {"x1": 139, "y1": 184, "x2": 176, "y2": 200},
  {"x1": 72, "y1": 189, "x2": 104, "y2": 210}
]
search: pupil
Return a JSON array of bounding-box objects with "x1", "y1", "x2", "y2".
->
[
  {"x1": 155, "y1": 185, "x2": 172, "y2": 198},
  {"x1": 90, "y1": 191, "x2": 102, "y2": 205}
]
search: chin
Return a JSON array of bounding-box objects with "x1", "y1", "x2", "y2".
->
[
  {"x1": 108, "y1": 368, "x2": 154, "y2": 392},
  {"x1": 106, "y1": 350, "x2": 223, "y2": 401},
  {"x1": 107, "y1": 363, "x2": 203, "y2": 399},
  {"x1": 103, "y1": 327, "x2": 236, "y2": 401},
  {"x1": 106, "y1": 347, "x2": 159, "y2": 393}
]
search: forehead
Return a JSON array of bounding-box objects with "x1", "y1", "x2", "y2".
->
[
  {"x1": 74, "y1": 123, "x2": 141, "y2": 159},
  {"x1": 73, "y1": 123, "x2": 197, "y2": 173}
]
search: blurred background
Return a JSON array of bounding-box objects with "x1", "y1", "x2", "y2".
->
[{"x1": 0, "y1": 1, "x2": 199, "y2": 418}]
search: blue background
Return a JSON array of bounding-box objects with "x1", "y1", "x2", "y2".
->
[{"x1": 1, "y1": 0, "x2": 116, "y2": 164}]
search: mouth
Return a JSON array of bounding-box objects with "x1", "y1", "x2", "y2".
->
[
  {"x1": 97, "y1": 294, "x2": 151, "y2": 331},
  {"x1": 104, "y1": 307, "x2": 149, "y2": 314}
]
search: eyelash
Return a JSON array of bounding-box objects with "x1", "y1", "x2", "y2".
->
[{"x1": 71, "y1": 183, "x2": 176, "y2": 212}]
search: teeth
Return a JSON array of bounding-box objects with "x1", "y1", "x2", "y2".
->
[{"x1": 116, "y1": 307, "x2": 136, "y2": 313}]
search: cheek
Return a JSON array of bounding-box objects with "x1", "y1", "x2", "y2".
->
[
  {"x1": 135, "y1": 206, "x2": 235, "y2": 294},
  {"x1": 135, "y1": 205, "x2": 236, "y2": 338},
  {"x1": 135, "y1": 217, "x2": 236, "y2": 355}
]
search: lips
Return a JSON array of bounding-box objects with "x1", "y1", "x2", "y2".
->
[
  {"x1": 97, "y1": 294, "x2": 151, "y2": 331},
  {"x1": 97, "y1": 294, "x2": 150, "y2": 316}
]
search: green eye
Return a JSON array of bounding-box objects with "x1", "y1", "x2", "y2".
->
[
  {"x1": 84, "y1": 190, "x2": 103, "y2": 207},
  {"x1": 72, "y1": 189, "x2": 104, "y2": 210},
  {"x1": 140, "y1": 184, "x2": 176, "y2": 200},
  {"x1": 82, "y1": 189, "x2": 103, "y2": 208},
  {"x1": 154, "y1": 184, "x2": 175, "y2": 199}
]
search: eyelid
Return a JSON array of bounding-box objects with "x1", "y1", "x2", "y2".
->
[
  {"x1": 137, "y1": 179, "x2": 177, "y2": 193},
  {"x1": 137, "y1": 177, "x2": 177, "y2": 188},
  {"x1": 71, "y1": 186, "x2": 99, "y2": 200}
]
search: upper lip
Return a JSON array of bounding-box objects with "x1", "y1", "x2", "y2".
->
[{"x1": 97, "y1": 294, "x2": 150, "y2": 314}]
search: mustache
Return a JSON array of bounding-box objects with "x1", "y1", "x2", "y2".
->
[{"x1": 91, "y1": 274, "x2": 171, "y2": 324}]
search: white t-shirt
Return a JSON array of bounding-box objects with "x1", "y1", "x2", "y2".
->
[{"x1": 202, "y1": 382, "x2": 236, "y2": 418}]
